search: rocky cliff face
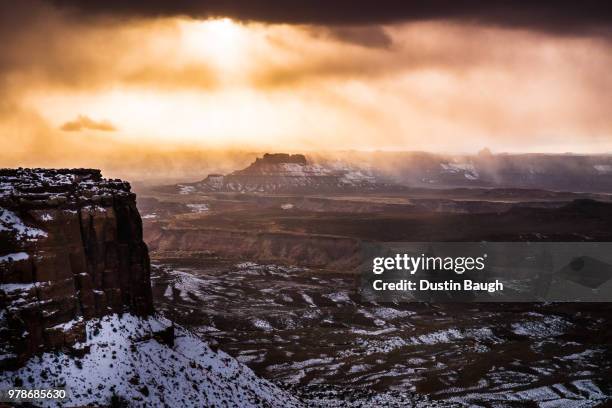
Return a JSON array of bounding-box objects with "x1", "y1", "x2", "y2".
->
[
  {"x1": 148, "y1": 228, "x2": 363, "y2": 269},
  {"x1": 0, "y1": 168, "x2": 152, "y2": 369}
]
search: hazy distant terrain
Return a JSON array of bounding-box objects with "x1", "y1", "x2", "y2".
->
[
  {"x1": 124, "y1": 150, "x2": 612, "y2": 193},
  {"x1": 315, "y1": 151, "x2": 612, "y2": 193},
  {"x1": 134, "y1": 153, "x2": 612, "y2": 406}
]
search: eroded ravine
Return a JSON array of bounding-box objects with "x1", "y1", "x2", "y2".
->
[{"x1": 151, "y1": 259, "x2": 612, "y2": 407}]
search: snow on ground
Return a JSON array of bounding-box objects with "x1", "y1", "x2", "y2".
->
[
  {"x1": 450, "y1": 379, "x2": 608, "y2": 407},
  {"x1": 409, "y1": 328, "x2": 498, "y2": 346},
  {"x1": 511, "y1": 313, "x2": 571, "y2": 338},
  {"x1": 292, "y1": 384, "x2": 454, "y2": 408},
  {"x1": 235, "y1": 261, "x2": 259, "y2": 269},
  {"x1": 301, "y1": 294, "x2": 317, "y2": 308},
  {"x1": 252, "y1": 318, "x2": 273, "y2": 332},
  {"x1": 178, "y1": 185, "x2": 196, "y2": 195},
  {"x1": 324, "y1": 291, "x2": 351, "y2": 304},
  {"x1": 370, "y1": 307, "x2": 415, "y2": 320},
  {"x1": 340, "y1": 327, "x2": 500, "y2": 357},
  {"x1": 440, "y1": 162, "x2": 480, "y2": 180},
  {"x1": 0, "y1": 313, "x2": 302, "y2": 408}
]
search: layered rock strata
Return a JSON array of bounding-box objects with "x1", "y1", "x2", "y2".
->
[
  {"x1": 0, "y1": 168, "x2": 152, "y2": 368},
  {"x1": 178, "y1": 153, "x2": 378, "y2": 193}
]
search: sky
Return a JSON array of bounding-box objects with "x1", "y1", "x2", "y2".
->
[{"x1": 1, "y1": 1, "x2": 612, "y2": 174}]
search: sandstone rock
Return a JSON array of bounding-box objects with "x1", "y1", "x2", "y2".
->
[{"x1": 0, "y1": 168, "x2": 153, "y2": 369}]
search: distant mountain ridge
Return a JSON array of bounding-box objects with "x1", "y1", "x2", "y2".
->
[
  {"x1": 168, "y1": 151, "x2": 612, "y2": 195},
  {"x1": 178, "y1": 153, "x2": 382, "y2": 194},
  {"x1": 354, "y1": 151, "x2": 612, "y2": 192}
]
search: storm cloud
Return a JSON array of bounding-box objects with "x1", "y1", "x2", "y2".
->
[
  {"x1": 47, "y1": 0, "x2": 612, "y2": 37},
  {"x1": 0, "y1": 0, "x2": 611, "y2": 175}
]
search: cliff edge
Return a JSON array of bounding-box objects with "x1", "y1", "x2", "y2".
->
[{"x1": 1, "y1": 168, "x2": 153, "y2": 369}]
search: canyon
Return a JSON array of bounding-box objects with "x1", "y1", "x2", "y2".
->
[
  {"x1": 135, "y1": 153, "x2": 612, "y2": 406},
  {"x1": 3, "y1": 158, "x2": 612, "y2": 406},
  {"x1": 0, "y1": 168, "x2": 302, "y2": 407}
]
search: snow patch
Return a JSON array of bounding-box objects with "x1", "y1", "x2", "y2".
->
[
  {"x1": 0, "y1": 314, "x2": 300, "y2": 408},
  {"x1": 440, "y1": 162, "x2": 479, "y2": 180},
  {"x1": 0, "y1": 252, "x2": 29, "y2": 263},
  {"x1": 511, "y1": 314, "x2": 570, "y2": 338},
  {"x1": 325, "y1": 291, "x2": 351, "y2": 303},
  {"x1": 0, "y1": 209, "x2": 47, "y2": 239},
  {"x1": 0, "y1": 282, "x2": 48, "y2": 293},
  {"x1": 50, "y1": 317, "x2": 83, "y2": 331},
  {"x1": 186, "y1": 203, "x2": 209, "y2": 213},
  {"x1": 252, "y1": 319, "x2": 273, "y2": 332},
  {"x1": 594, "y1": 164, "x2": 612, "y2": 173},
  {"x1": 41, "y1": 213, "x2": 54, "y2": 221},
  {"x1": 178, "y1": 185, "x2": 196, "y2": 195}
]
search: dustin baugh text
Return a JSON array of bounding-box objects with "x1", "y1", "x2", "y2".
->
[{"x1": 372, "y1": 279, "x2": 503, "y2": 293}]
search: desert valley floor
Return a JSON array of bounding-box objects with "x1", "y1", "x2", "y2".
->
[{"x1": 136, "y1": 180, "x2": 612, "y2": 407}]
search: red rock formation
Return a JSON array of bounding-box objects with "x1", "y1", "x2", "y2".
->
[
  {"x1": 180, "y1": 152, "x2": 379, "y2": 193},
  {"x1": 1, "y1": 169, "x2": 153, "y2": 369}
]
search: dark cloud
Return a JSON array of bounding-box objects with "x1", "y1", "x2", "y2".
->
[
  {"x1": 48, "y1": 0, "x2": 612, "y2": 36},
  {"x1": 60, "y1": 115, "x2": 116, "y2": 132}
]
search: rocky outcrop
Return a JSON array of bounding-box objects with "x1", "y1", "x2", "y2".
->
[
  {"x1": 177, "y1": 153, "x2": 380, "y2": 194},
  {"x1": 1, "y1": 168, "x2": 153, "y2": 368},
  {"x1": 0, "y1": 314, "x2": 303, "y2": 408},
  {"x1": 246, "y1": 153, "x2": 308, "y2": 166}
]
